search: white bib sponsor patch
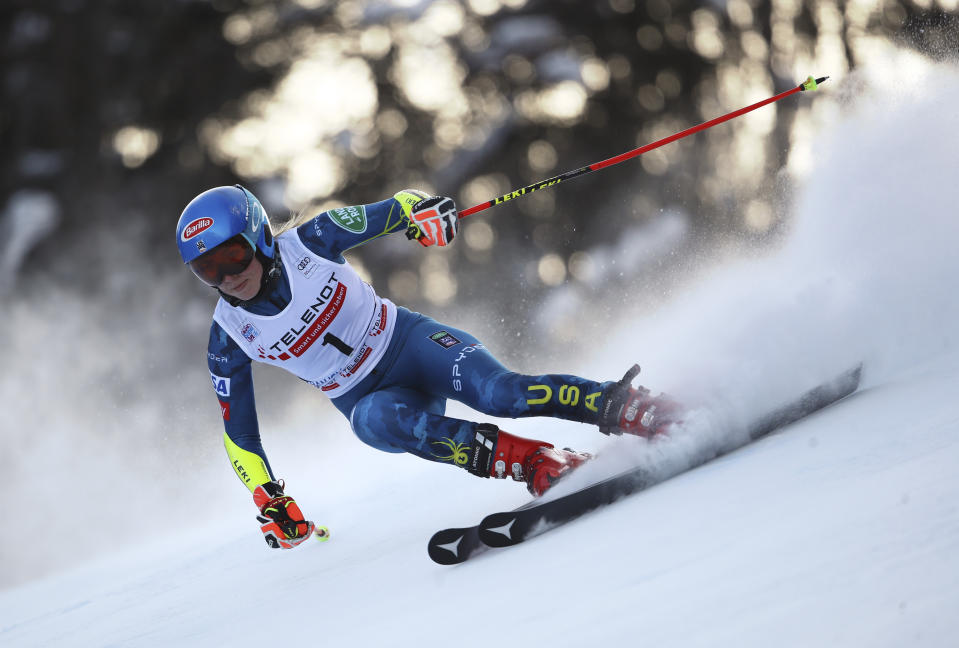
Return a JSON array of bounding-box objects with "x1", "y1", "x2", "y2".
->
[{"x1": 212, "y1": 231, "x2": 396, "y2": 398}]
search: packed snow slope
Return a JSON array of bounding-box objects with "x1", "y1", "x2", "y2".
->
[{"x1": 3, "y1": 53, "x2": 959, "y2": 647}]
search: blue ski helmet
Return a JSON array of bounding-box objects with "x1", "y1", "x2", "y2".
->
[{"x1": 176, "y1": 185, "x2": 275, "y2": 266}]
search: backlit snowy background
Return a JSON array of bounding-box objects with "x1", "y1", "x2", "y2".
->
[{"x1": 2, "y1": 2, "x2": 958, "y2": 646}]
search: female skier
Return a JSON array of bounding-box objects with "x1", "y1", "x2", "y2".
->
[{"x1": 176, "y1": 185, "x2": 679, "y2": 549}]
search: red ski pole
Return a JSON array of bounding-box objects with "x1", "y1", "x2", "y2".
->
[{"x1": 458, "y1": 75, "x2": 828, "y2": 219}]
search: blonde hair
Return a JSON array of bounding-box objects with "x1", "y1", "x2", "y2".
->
[{"x1": 272, "y1": 205, "x2": 320, "y2": 236}]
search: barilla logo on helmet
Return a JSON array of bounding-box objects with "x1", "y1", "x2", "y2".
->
[{"x1": 181, "y1": 217, "x2": 214, "y2": 241}]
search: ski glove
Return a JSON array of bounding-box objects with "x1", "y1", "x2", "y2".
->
[
  {"x1": 405, "y1": 195, "x2": 458, "y2": 247},
  {"x1": 253, "y1": 480, "x2": 316, "y2": 549}
]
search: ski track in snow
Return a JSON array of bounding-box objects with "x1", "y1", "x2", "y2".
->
[{"x1": 3, "y1": 51, "x2": 959, "y2": 647}]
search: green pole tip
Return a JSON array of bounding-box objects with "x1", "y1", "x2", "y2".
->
[{"x1": 801, "y1": 75, "x2": 829, "y2": 91}]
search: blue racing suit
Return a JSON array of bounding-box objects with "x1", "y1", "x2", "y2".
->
[{"x1": 207, "y1": 194, "x2": 608, "y2": 491}]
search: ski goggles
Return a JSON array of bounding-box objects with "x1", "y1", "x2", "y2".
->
[{"x1": 188, "y1": 234, "x2": 256, "y2": 287}]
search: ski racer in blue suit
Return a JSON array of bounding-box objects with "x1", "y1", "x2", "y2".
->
[{"x1": 176, "y1": 185, "x2": 679, "y2": 549}]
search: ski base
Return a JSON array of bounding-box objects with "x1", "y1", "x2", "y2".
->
[
  {"x1": 428, "y1": 365, "x2": 862, "y2": 563},
  {"x1": 427, "y1": 525, "x2": 487, "y2": 565}
]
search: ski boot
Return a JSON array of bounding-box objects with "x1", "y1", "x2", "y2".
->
[
  {"x1": 467, "y1": 424, "x2": 589, "y2": 496},
  {"x1": 597, "y1": 364, "x2": 683, "y2": 437}
]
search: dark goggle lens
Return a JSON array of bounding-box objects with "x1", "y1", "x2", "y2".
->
[{"x1": 188, "y1": 236, "x2": 256, "y2": 286}]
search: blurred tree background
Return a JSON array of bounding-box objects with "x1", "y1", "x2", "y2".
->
[
  {"x1": 3, "y1": 0, "x2": 956, "y2": 344},
  {"x1": 1, "y1": 0, "x2": 957, "y2": 384}
]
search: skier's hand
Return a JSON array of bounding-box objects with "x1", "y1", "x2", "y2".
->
[
  {"x1": 405, "y1": 194, "x2": 459, "y2": 247},
  {"x1": 253, "y1": 480, "x2": 316, "y2": 549}
]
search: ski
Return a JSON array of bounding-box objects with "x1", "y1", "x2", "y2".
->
[
  {"x1": 477, "y1": 364, "x2": 863, "y2": 550},
  {"x1": 427, "y1": 524, "x2": 486, "y2": 565},
  {"x1": 428, "y1": 365, "x2": 862, "y2": 564},
  {"x1": 427, "y1": 490, "x2": 549, "y2": 564}
]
